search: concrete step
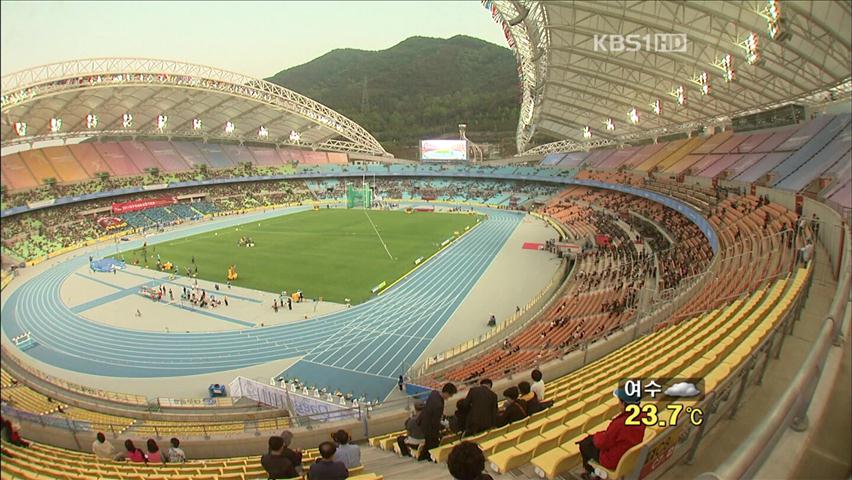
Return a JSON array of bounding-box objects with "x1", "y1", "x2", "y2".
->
[{"x1": 362, "y1": 445, "x2": 539, "y2": 479}]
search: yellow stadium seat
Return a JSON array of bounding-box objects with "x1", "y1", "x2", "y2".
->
[{"x1": 590, "y1": 428, "x2": 656, "y2": 480}]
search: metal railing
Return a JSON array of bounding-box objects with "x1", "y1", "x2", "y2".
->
[
  {"x1": 409, "y1": 250, "x2": 570, "y2": 379},
  {"x1": 694, "y1": 223, "x2": 850, "y2": 480},
  {"x1": 0, "y1": 386, "x2": 432, "y2": 443},
  {"x1": 613, "y1": 261, "x2": 815, "y2": 480}
]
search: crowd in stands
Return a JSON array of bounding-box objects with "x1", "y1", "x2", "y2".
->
[
  {"x1": 1, "y1": 159, "x2": 565, "y2": 210},
  {"x1": 424, "y1": 186, "x2": 709, "y2": 387},
  {"x1": 388, "y1": 369, "x2": 647, "y2": 480},
  {"x1": 1, "y1": 177, "x2": 555, "y2": 261}
]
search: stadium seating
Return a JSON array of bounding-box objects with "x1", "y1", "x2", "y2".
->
[
  {"x1": 423, "y1": 185, "x2": 715, "y2": 386},
  {"x1": 1, "y1": 370, "x2": 67, "y2": 415},
  {"x1": 1, "y1": 440, "x2": 383, "y2": 480},
  {"x1": 41, "y1": 146, "x2": 89, "y2": 183},
  {"x1": 0, "y1": 153, "x2": 40, "y2": 190},
  {"x1": 372, "y1": 266, "x2": 808, "y2": 478}
]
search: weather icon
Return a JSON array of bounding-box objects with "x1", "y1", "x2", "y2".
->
[{"x1": 665, "y1": 382, "x2": 700, "y2": 397}]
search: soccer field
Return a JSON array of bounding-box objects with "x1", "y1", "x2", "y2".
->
[{"x1": 115, "y1": 208, "x2": 484, "y2": 304}]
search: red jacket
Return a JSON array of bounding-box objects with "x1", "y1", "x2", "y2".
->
[{"x1": 592, "y1": 410, "x2": 646, "y2": 469}]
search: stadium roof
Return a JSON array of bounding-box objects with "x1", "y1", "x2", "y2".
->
[
  {"x1": 0, "y1": 58, "x2": 390, "y2": 157},
  {"x1": 487, "y1": 0, "x2": 852, "y2": 154}
]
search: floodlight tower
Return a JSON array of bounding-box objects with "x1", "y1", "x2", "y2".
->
[{"x1": 459, "y1": 123, "x2": 483, "y2": 163}]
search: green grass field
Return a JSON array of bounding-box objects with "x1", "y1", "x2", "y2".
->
[{"x1": 115, "y1": 208, "x2": 483, "y2": 304}]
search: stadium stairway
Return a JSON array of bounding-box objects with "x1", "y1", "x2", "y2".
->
[{"x1": 663, "y1": 242, "x2": 847, "y2": 479}]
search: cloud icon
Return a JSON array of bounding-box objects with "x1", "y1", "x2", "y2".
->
[{"x1": 665, "y1": 382, "x2": 700, "y2": 397}]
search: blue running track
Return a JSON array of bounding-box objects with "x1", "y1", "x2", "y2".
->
[{"x1": 1, "y1": 206, "x2": 523, "y2": 400}]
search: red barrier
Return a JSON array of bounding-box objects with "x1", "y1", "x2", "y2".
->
[{"x1": 111, "y1": 197, "x2": 176, "y2": 214}]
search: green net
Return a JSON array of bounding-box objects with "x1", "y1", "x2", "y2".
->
[{"x1": 346, "y1": 183, "x2": 372, "y2": 209}]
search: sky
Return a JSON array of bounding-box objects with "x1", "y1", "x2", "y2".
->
[{"x1": 0, "y1": 1, "x2": 508, "y2": 78}]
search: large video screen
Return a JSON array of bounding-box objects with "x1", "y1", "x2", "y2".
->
[{"x1": 420, "y1": 139, "x2": 468, "y2": 161}]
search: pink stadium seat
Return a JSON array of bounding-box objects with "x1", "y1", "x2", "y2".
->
[
  {"x1": 711, "y1": 134, "x2": 749, "y2": 154},
  {"x1": 583, "y1": 148, "x2": 617, "y2": 168},
  {"x1": 120, "y1": 141, "x2": 162, "y2": 172},
  {"x1": 719, "y1": 153, "x2": 767, "y2": 179},
  {"x1": 69, "y1": 144, "x2": 113, "y2": 177},
  {"x1": 222, "y1": 144, "x2": 256, "y2": 166},
  {"x1": 732, "y1": 132, "x2": 773, "y2": 153},
  {"x1": 247, "y1": 146, "x2": 282, "y2": 166},
  {"x1": 690, "y1": 130, "x2": 733, "y2": 155},
  {"x1": 597, "y1": 147, "x2": 640, "y2": 170},
  {"x1": 288, "y1": 149, "x2": 305, "y2": 164},
  {"x1": 301, "y1": 151, "x2": 329, "y2": 165},
  {"x1": 92, "y1": 142, "x2": 140, "y2": 176},
  {"x1": 144, "y1": 141, "x2": 191, "y2": 172},
  {"x1": 171, "y1": 141, "x2": 212, "y2": 168}
]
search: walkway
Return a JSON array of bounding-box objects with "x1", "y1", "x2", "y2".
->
[{"x1": 663, "y1": 244, "x2": 845, "y2": 478}]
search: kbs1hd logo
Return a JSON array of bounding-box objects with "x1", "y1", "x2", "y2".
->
[{"x1": 593, "y1": 33, "x2": 688, "y2": 53}]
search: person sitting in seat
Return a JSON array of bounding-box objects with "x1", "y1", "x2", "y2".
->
[
  {"x1": 280, "y1": 430, "x2": 303, "y2": 470},
  {"x1": 92, "y1": 432, "x2": 114, "y2": 459},
  {"x1": 146, "y1": 438, "x2": 164, "y2": 464},
  {"x1": 577, "y1": 387, "x2": 646, "y2": 479},
  {"x1": 114, "y1": 439, "x2": 146, "y2": 463},
  {"x1": 531, "y1": 369, "x2": 553, "y2": 410},
  {"x1": 308, "y1": 441, "x2": 349, "y2": 480},
  {"x1": 331, "y1": 430, "x2": 360, "y2": 468},
  {"x1": 447, "y1": 441, "x2": 494, "y2": 480},
  {"x1": 496, "y1": 386, "x2": 528, "y2": 427},
  {"x1": 518, "y1": 381, "x2": 542, "y2": 415},
  {"x1": 3, "y1": 420, "x2": 30, "y2": 449},
  {"x1": 262, "y1": 435, "x2": 298, "y2": 479},
  {"x1": 396, "y1": 402, "x2": 425, "y2": 457},
  {"x1": 166, "y1": 437, "x2": 186, "y2": 463}
]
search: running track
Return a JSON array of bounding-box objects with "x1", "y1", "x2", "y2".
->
[{"x1": 1, "y1": 207, "x2": 523, "y2": 400}]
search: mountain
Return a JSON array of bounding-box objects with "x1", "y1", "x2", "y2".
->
[{"x1": 266, "y1": 35, "x2": 520, "y2": 157}]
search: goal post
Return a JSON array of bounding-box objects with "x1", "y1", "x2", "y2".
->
[{"x1": 346, "y1": 183, "x2": 372, "y2": 209}]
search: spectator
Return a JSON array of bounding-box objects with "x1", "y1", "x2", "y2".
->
[
  {"x1": 146, "y1": 438, "x2": 164, "y2": 464},
  {"x1": 308, "y1": 441, "x2": 349, "y2": 480},
  {"x1": 2, "y1": 420, "x2": 29, "y2": 447},
  {"x1": 115, "y1": 439, "x2": 146, "y2": 462},
  {"x1": 518, "y1": 381, "x2": 542, "y2": 415},
  {"x1": 530, "y1": 369, "x2": 546, "y2": 401},
  {"x1": 397, "y1": 402, "x2": 425, "y2": 457},
  {"x1": 92, "y1": 432, "x2": 114, "y2": 459},
  {"x1": 496, "y1": 386, "x2": 528, "y2": 427},
  {"x1": 799, "y1": 240, "x2": 814, "y2": 266},
  {"x1": 262, "y1": 435, "x2": 298, "y2": 479},
  {"x1": 417, "y1": 383, "x2": 458, "y2": 461},
  {"x1": 166, "y1": 437, "x2": 186, "y2": 463},
  {"x1": 280, "y1": 430, "x2": 303, "y2": 469},
  {"x1": 577, "y1": 387, "x2": 646, "y2": 477},
  {"x1": 331, "y1": 430, "x2": 360, "y2": 468},
  {"x1": 447, "y1": 441, "x2": 494, "y2": 480},
  {"x1": 462, "y1": 379, "x2": 498, "y2": 436}
]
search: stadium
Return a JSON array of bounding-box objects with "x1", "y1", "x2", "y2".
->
[{"x1": 0, "y1": 1, "x2": 849, "y2": 480}]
